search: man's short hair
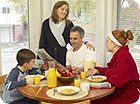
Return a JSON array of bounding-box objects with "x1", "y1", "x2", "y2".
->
[
  {"x1": 70, "y1": 26, "x2": 85, "y2": 38},
  {"x1": 16, "y1": 49, "x2": 36, "y2": 66}
]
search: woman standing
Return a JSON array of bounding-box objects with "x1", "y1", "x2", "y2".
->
[
  {"x1": 87, "y1": 30, "x2": 139, "y2": 104},
  {"x1": 39, "y1": 1, "x2": 74, "y2": 66}
]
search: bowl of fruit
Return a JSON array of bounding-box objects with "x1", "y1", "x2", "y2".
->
[{"x1": 56, "y1": 68, "x2": 77, "y2": 83}]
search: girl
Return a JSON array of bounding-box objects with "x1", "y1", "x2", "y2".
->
[{"x1": 87, "y1": 30, "x2": 139, "y2": 104}]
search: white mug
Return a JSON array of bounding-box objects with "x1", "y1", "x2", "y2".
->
[{"x1": 80, "y1": 83, "x2": 90, "y2": 92}]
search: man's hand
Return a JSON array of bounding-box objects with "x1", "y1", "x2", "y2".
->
[
  {"x1": 72, "y1": 66, "x2": 83, "y2": 75},
  {"x1": 38, "y1": 62, "x2": 49, "y2": 70}
]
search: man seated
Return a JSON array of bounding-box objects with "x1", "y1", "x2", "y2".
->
[{"x1": 66, "y1": 26, "x2": 97, "y2": 75}]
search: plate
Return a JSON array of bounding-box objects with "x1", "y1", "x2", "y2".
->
[
  {"x1": 57, "y1": 86, "x2": 80, "y2": 95},
  {"x1": 24, "y1": 75, "x2": 44, "y2": 79},
  {"x1": 24, "y1": 75, "x2": 47, "y2": 86},
  {"x1": 87, "y1": 75, "x2": 107, "y2": 83}
]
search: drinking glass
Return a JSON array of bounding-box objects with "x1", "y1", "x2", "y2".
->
[
  {"x1": 80, "y1": 72, "x2": 86, "y2": 80},
  {"x1": 34, "y1": 76, "x2": 41, "y2": 85},
  {"x1": 48, "y1": 60, "x2": 55, "y2": 69},
  {"x1": 74, "y1": 79, "x2": 81, "y2": 88}
]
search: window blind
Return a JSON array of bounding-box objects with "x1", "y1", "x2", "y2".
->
[{"x1": 116, "y1": 0, "x2": 140, "y2": 74}]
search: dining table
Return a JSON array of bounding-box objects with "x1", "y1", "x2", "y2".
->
[{"x1": 18, "y1": 76, "x2": 116, "y2": 104}]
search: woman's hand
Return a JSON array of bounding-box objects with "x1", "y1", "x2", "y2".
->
[
  {"x1": 85, "y1": 43, "x2": 95, "y2": 51},
  {"x1": 86, "y1": 67, "x2": 99, "y2": 76}
]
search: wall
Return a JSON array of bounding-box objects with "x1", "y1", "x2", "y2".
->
[{"x1": 28, "y1": 0, "x2": 52, "y2": 53}]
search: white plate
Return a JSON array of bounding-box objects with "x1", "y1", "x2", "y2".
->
[
  {"x1": 24, "y1": 75, "x2": 46, "y2": 86},
  {"x1": 24, "y1": 75, "x2": 44, "y2": 79},
  {"x1": 87, "y1": 75, "x2": 107, "y2": 83},
  {"x1": 57, "y1": 86, "x2": 80, "y2": 95}
]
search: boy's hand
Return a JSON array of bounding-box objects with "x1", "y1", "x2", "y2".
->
[
  {"x1": 26, "y1": 77, "x2": 34, "y2": 85},
  {"x1": 22, "y1": 75, "x2": 29, "y2": 80}
]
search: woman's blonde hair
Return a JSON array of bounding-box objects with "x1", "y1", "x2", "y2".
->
[
  {"x1": 112, "y1": 30, "x2": 133, "y2": 45},
  {"x1": 51, "y1": 1, "x2": 71, "y2": 25}
]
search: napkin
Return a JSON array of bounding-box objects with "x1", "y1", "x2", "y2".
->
[{"x1": 90, "y1": 82, "x2": 111, "y2": 88}]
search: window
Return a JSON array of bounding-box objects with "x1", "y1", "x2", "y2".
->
[
  {"x1": 53, "y1": 0, "x2": 98, "y2": 63},
  {"x1": 0, "y1": 0, "x2": 29, "y2": 74},
  {"x1": 2, "y1": 7, "x2": 10, "y2": 14},
  {"x1": 115, "y1": 0, "x2": 140, "y2": 74},
  {"x1": 55, "y1": 0, "x2": 96, "y2": 47},
  {"x1": 52, "y1": 0, "x2": 111, "y2": 66}
]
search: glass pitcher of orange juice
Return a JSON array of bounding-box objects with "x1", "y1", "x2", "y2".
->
[
  {"x1": 84, "y1": 59, "x2": 94, "y2": 72},
  {"x1": 47, "y1": 61, "x2": 57, "y2": 88}
]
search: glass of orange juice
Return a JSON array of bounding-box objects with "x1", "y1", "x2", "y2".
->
[
  {"x1": 34, "y1": 76, "x2": 41, "y2": 85},
  {"x1": 74, "y1": 79, "x2": 81, "y2": 88},
  {"x1": 80, "y1": 72, "x2": 86, "y2": 80}
]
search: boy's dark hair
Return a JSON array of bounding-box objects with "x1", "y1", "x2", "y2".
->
[
  {"x1": 16, "y1": 49, "x2": 36, "y2": 66},
  {"x1": 70, "y1": 26, "x2": 85, "y2": 38}
]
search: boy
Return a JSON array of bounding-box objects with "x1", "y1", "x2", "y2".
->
[{"x1": 2, "y1": 49, "x2": 44, "y2": 104}]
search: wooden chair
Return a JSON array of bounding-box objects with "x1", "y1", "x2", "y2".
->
[
  {"x1": 74, "y1": 100, "x2": 90, "y2": 104},
  {"x1": 0, "y1": 74, "x2": 7, "y2": 92},
  {"x1": 0, "y1": 74, "x2": 7, "y2": 104},
  {"x1": 40, "y1": 100, "x2": 90, "y2": 104},
  {"x1": 40, "y1": 102, "x2": 51, "y2": 104}
]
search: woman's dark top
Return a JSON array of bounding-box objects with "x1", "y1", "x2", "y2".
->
[{"x1": 39, "y1": 18, "x2": 74, "y2": 66}]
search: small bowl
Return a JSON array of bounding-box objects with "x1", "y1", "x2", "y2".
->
[{"x1": 57, "y1": 75, "x2": 77, "y2": 83}]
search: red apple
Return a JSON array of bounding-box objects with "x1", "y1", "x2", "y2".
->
[
  {"x1": 57, "y1": 68, "x2": 63, "y2": 73},
  {"x1": 67, "y1": 68, "x2": 72, "y2": 72},
  {"x1": 55, "y1": 63, "x2": 59, "y2": 68},
  {"x1": 61, "y1": 70, "x2": 67, "y2": 77},
  {"x1": 69, "y1": 72, "x2": 75, "y2": 76}
]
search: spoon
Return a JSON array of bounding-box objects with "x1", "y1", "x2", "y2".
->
[
  {"x1": 53, "y1": 88, "x2": 57, "y2": 96},
  {"x1": 91, "y1": 75, "x2": 93, "y2": 79}
]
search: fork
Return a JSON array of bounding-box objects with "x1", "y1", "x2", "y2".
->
[
  {"x1": 91, "y1": 75, "x2": 93, "y2": 79},
  {"x1": 53, "y1": 88, "x2": 57, "y2": 96}
]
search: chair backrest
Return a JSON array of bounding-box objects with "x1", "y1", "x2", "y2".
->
[
  {"x1": 40, "y1": 100, "x2": 90, "y2": 104},
  {"x1": 0, "y1": 74, "x2": 7, "y2": 85},
  {"x1": 0, "y1": 74, "x2": 7, "y2": 103},
  {"x1": 0, "y1": 74, "x2": 7, "y2": 95}
]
